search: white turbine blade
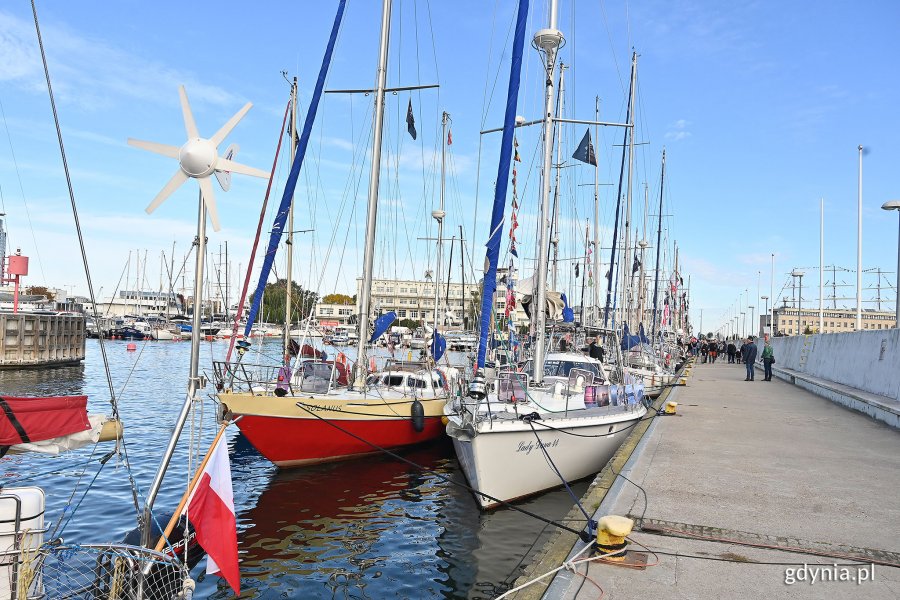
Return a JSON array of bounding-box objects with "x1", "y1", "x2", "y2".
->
[
  {"x1": 198, "y1": 176, "x2": 221, "y2": 232},
  {"x1": 146, "y1": 169, "x2": 189, "y2": 215},
  {"x1": 127, "y1": 138, "x2": 180, "y2": 158},
  {"x1": 215, "y1": 157, "x2": 270, "y2": 179},
  {"x1": 179, "y1": 85, "x2": 200, "y2": 139},
  {"x1": 209, "y1": 102, "x2": 252, "y2": 147}
]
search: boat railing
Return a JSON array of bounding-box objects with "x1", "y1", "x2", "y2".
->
[{"x1": 0, "y1": 542, "x2": 186, "y2": 600}]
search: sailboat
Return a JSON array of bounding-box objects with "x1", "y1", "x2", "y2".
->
[
  {"x1": 215, "y1": 0, "x2": 462, "y2": 467},
  {"x1": 444, "y1": 0, "x2": 647, "y2": 510}
]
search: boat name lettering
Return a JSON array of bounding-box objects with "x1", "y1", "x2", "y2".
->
[
  {"x1": 515, "y1": 438, "x2": 559, "y2": 455},
  {"x1": 306, "y1": 404, "x2": 343, "y2": 412}
]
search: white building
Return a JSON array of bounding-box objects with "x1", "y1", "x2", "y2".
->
[{"x1": 354, "y1": 273, "x2": 529, "y2": 330}]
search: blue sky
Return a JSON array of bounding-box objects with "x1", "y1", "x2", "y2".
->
[{"x1": 0, "y1": 0, "x2": 897, "y2": 334}]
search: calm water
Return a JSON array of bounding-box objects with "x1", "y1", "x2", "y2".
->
[{"x1": 1, "y1": 339, "x2": 586, "y2": 599}]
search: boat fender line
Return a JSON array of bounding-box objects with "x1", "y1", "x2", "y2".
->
[
  {"x1": 519, "y1": 412, "x2": 541, "y2": 422},
  {"x1": 411, "y1": 399, "x2": 425, "y2": 432},
  {"x1": 291, "y1": 400, "x2": 592, "y2": 542}
]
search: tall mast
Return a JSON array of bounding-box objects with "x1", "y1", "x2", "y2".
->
[
  {"x1": 432, "y1": 111, "x2": 449, "y2": 345},
  {"x1": 283, "y1": 77, "x2": 298, "y2": 356},
  {"x1": 550, "y1": 64, "x2": 566, "y2": 291},
  {"x1": 531, "y1": 0, "x2": 563, "y2": 385},
  {"x1": 620, "y1": 52, "x2": 638, "y2": 331},
  {"x1": 592, "y1": 96, "x2": 601, "y2": 326},
  {"x1": 354, "y1": 0, "x2": 393, "y2": 385},
  {"x1": 142, "y1": 191, "x2": 209, "y2": 546},
  {"x1": 637, "y1": 183, "x2": 648, "y2": 328},
  {"x1": 651, "y1": 149, "x2": 665, "y2": 343},
  {"x1": 460, "y1": 225, "x2": 465, "y2": 329}
]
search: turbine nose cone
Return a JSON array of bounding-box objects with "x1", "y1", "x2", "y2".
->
[{"x1": 179, "y1": 138, "x2": 217, "y2": 177}]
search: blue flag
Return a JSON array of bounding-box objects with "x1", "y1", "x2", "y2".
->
[
  {"x1": 406, "y1": 99, "x2": 417, "y2": 140},
  {"x1": 572, "y1": 128, "x2": 597, "y2": 166}
]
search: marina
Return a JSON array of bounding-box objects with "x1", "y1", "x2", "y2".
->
[{"x1": 1, "y1": 0, "x2": 898, "y2": 598}]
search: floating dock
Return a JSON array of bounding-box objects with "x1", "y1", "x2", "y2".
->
[
  {"x1": 0, "y1": 312, "x2": 85, "y2": 368},
  {"x1": 514, "y1": 358, "x2": 900, "y2": 599}
]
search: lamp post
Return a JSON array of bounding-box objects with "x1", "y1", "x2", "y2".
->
[
  {"x1": 883, "y1": 200, "x2": 900, "y2": 327},
  {"x1": 748, "y1": 305, "x2": 755, "y2": 338},
  {"x1": 792, "y1": 269, "x2": 805, "y2": 335},
  {"x1": 740, "y1": 311, "x2": 746, "y2": 337},
  {"x1": 761, "y1": 295, "x2": 769, "y2": 336}
]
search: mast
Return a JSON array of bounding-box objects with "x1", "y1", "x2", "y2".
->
[
  {"x1": 620, "y1": 52, "x2": 638, "y2": 331},
  {"x1": 432, "y1": 111, "x2": 449, "y2": 347},
  {"x1": 531, "y1": 0, "x2": 563, "y2": 385},
  {"x1": 284, "y1": 77, "x2": 298, "y2": 357},
  {"x1": 354, "y1": 0, "x2": 393, "y2": 385},
  {"x1": 142, "y1": 191, "x2": 209, "y2": 546},
  {"x1": 550, "y1": 64, "x2": 566, "y2": 291},
  {"x1": 651, "y1": 149, "x2": 665, "y2": 343},
  {"x1": 592, "y1": 96, "x2": 601, "y2": 326},
  {"x1": 637, "y1": 183, "x2": 649, "y2": 328},
  {"x1": 460, "y1": 225, "x2": 465, "y2": 329}
]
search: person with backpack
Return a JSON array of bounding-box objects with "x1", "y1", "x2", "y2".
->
[{"x1": 761, "y1": 339, "x2": 775, "y2": 381}]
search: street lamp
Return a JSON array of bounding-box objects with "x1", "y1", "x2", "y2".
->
[
  {"x1": 740, "y1": 311, "x2": 746, "y2": 337},
  {"x1": 791, "y1": 269, "x2": 805, "y2": 335},
  {"x1": 748, "y1": 305, "x2": 755, "y2": 337},
  {"x1": 761, "y1": 295, "x2": 769, "y2": 336},
  {"x1": 882, "y1": 200, "x2": 900, "y2": 327}
]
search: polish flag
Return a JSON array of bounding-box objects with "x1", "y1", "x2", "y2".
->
[{"x1": 183, "y1": 435, "x2": 240, "y2": 594}]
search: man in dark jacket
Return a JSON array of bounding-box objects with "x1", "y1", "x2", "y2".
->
[
  {"x1": 726, "y1": 340, "x2": 737, "y2": 363},
  {"x1": 588, "y1": 336, "x2": 605, "y2": 362},
  {"x1": 740, "y1": 337, "x2": 758, "y2": 381}
]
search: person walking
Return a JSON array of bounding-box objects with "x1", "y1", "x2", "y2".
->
[
  {"x1": 726, "y1": 340, "x2": 736, "y2": 363},
  {"x1": 761, "y1": 339, "x2": 775, "y2": 381},
  {"x1": 740, "y1": 337, "x2": 758, "y2": 381}
]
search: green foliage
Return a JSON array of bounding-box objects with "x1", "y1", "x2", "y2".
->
[
  {"x1": 397, "y1": 318, "x2": 419, "y2": 329},
  {"x1": 260, "y1": 279, "x2": 319, "y2": 325},
  {"x1": 322, "y1": 293, "x2": 354, "y2": 305}
]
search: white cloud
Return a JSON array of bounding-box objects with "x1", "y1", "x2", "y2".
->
[
  {"x1": 664, "y1": 119, "x2": 691, "y2": 141},
  {"x1": 0, "y1": 10, "x2": 242, "y2": 111}
]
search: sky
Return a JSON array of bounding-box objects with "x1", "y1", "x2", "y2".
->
[{"x1": 0, "y1": 0, "x2": 898, "y2": 335}]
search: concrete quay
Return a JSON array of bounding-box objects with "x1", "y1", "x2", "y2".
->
[{"x1": 515, "y1": 357, "x2": 900, "y2": 599}]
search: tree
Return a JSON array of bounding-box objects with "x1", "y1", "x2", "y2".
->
[
  {"x1": 322, "y1": 293, "x2": 354, "y2": 305},
  {"x1": 26, "y1": 286, "x2": 55, "y2": 301},
  {"x1": 259, "y1": 279, "x2": 319, "y2": 325},
  {"x1": 398, "y1": 318, "x2": 419, "y2": 329}
]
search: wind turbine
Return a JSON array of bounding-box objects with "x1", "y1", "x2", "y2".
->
[{"x1": 128, "y1": 85, "x2": 269, "y2": 231}]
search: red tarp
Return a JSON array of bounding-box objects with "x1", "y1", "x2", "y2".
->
[{"x1": 0, "y1": 395, "x2": 90, "y2": 445}]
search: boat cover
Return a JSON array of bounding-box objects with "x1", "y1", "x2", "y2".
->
[{"x1": 0, "y1": 395, "x2": 90, "y2": 446}]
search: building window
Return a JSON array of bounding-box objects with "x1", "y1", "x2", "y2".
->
[{"x1": 398, "y1": 309, "x2": 407, "y2": 318}]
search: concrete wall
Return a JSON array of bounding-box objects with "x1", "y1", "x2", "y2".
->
[
  {"x1": 0, "y1": 312, "x2": 85, "y2": 367},
  {"x1": 769, "y1": 329, "x2": 900, "y2": 401}
]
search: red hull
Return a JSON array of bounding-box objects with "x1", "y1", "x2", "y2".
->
[{"x1": 235, "y1": 414, "x2": 445, "y2": 466}]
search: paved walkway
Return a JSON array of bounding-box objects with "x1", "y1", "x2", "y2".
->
[{"x1": 549, "y1": 358, "x2": 900, "y2": 599}]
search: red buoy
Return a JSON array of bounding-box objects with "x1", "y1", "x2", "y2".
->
[{"x1": 126, "y1": 343, "x2": 137, "y2": 351}]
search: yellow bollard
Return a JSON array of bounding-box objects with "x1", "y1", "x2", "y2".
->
[
  {"x1": 596, "y1": 515, "x2": 634, "y2": 561},
  {"x1": 665, "y1": 401, "x2": 678, "y2": 414}
]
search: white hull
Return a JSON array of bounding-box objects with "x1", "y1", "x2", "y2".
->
[
  {"x1": 152, "y1": 327, "x2": 183, "y2": 341},
  {"x1": 449, "y1": 406, "x2": 645, "y2": 509}
]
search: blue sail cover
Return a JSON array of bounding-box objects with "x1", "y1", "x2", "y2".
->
[
  {"x1": 243, "y1": 0, "x2": 347, "y2": 337},
  {"x1": 561, "y1": 293, "x2": 574, "y2": 323},
  {"x1": 369, "y1": 311, "x2": 396, "y2": 343},
  {"x1": 476, "y1": 0, "x2": 530, "y2": 370},
  {"x1": 638, "y1": 323, "x2": 650, "y2": 344},
  {"x1": 621, "y1": 323, "x2": 642, "y2": 351},
  {"x1": 431, "y1": 332, "x2": 447, "y2": 361}
]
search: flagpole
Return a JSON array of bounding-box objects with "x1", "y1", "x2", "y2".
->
[{"x1": 154, "y1": 421, "x2": 231, "y2": 553}]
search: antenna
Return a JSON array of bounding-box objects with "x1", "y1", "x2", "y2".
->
[{"x1": 127, "y1": 86, "x2": 269, "y2": 231}]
